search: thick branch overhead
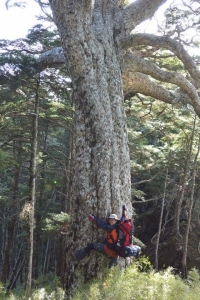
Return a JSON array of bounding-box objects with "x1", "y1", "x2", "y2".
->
[
  {"x1": 122, "y1": 72, "x2": 188, "y2": 104},
  {"x1": 120, "y1": 33, "x2": 200, "y2": 86},
  {"x1": 36, "y1": 0, "x2": 200, "y2": 119},
  {"x1": 115, "y1": 0, "x2": 168, "y2": 37},
  {"x1": 38, "y1": 47, "x2": 65, "y2": 71},
  {"x1": 122, "y1": 53, "x2": 200, "y2": 115}
]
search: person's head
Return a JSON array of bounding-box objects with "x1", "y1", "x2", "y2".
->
[{"x1": 108, "y1": 213, "x2": 119, "y2": 225}]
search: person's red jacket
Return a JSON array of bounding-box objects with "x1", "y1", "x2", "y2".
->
[{"x1": 93, "y1": 217, "x2": 119, "y2": 258}]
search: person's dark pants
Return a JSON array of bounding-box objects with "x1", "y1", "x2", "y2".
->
[{"x1": 74, "y1": 243, "x2": 118, "y2": 267}]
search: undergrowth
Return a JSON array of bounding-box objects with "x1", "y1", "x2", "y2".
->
[
  {"x1": 1, "y1": 258, "x2": 200, "y2": 300},
  {"x1": 0, "y1": 274, "x2": 65, "y2": 300},
  {"x1": 72, "y1": 257, "x2": 200, "y2": 300}
]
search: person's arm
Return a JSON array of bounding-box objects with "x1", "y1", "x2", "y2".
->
[
  {"x1": 95, "y1": 217, "x2": 115, "y2": 232},
  {"x1": 130, "y1": 222, "x2": 134, "y2": 244},
  {"x1": 88, "y1": 215, "x2": 115, "y2": 232},
  {"x1": 121, "y1": 205, "x2": 128, "y2": 221}
]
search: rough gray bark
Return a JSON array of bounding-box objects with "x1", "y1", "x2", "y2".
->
[
  {"x1": 48, "y1": 1, "x2": 133, "y2": 288},
  {"x1": 35, "y1": 0, "x2": 200, "y2": 290}
]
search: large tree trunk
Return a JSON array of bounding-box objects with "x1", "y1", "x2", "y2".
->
[
  {"x1": 48, "y1": 0, "x2": 168, "y2": 290},
  {"x1": 50, "y1": 0, "x2": 131, "y2": 287}
]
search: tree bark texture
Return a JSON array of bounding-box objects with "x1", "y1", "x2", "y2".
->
[{"x1": 48, "y1": 0, "x2": 168, "y2": 289}]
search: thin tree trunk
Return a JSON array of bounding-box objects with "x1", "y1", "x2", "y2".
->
[
  {"x1": 0, "y1": 222, "x2": 9, "y2": 283},
  {"x1": 181, "y1": 132, "x2": 200, "y2": 278},
  {"x1": 43, "y1": 238, "x2": 49, "y2": 274},
  {"x1": 0, "y1": 142, "x2": 21, "y2": 283},
  {"x1": 26, "y1": 78, "x2": 39, "y2": 291},
  {"x1": 46, "y1": 245, "x2": 50, "y2": 274},
  {"x1": 62, "y1": 130, "x2": 73, "y2": 214},
  {"x1": 7, "y1": 241, "x2": 24, "y2": 291},
  {"x1": 9, "y1": 258, "x2": 25, "y2": 291},
  {"x1": 33, "y1": 123, "x2": 49, "y2": 280},
  {"x1": 193, "y1": 182, "x2": 200, "y2": 209},
  {"x1": 174, "y1": 116, "x2": 196, "y2": 236},
  {"x1": 155, "y1": 151, "x2": 171, "y2": 270},
  {"x1": 57, "y1": 130, "x2": 72, "y2": 277},
  {"x1": 49, "y1": 241, "x2": 56, "y2": 273},
  {"x1": 162, "y1": 184, "x2": 178, "y2": 232}
]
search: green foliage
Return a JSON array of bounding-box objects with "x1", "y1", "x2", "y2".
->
[
  {"x1": 3, "y1": 266, "x2": 200, "y2": 300},
  {"x1": 126, "y1": 95, "x2": 200, "y2": 199},
  {"x1": 0, "y1": 22, "x2": 73, "y2": 287},
  {"x1": 3, "y1": 274, "x2": 65, "y2": 300},
  {"x1": 0, "y1": 149, "x2": 16, "y2": 170},
  {"x1": 26, "y1": 24, "x2": 61, "y2": 50},
  {"x1": 71, "y1": 262, "x2": 200, "y2": 300},
  {"x1": 41, "y1": 212, "x2": 70, "y2": 236},
  {"x1": 131, "y1": 188, "x2": 146, "y2": 200},
  {"x1": 0, "y1": 282, "x2": 6, "y2": 298}
]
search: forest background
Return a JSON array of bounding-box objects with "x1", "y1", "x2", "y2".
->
[{"x1": 1, "y1": 0, "x2": 200, "y2": 298}]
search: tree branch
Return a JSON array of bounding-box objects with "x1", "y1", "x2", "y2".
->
[
  {"x1": 122, "y1": 53, "x2": 200, "y2": 114},
  {"x1": 37, "y1": 47, "x2": 66, "y2": 71},
  {"x1": 115, "y1": 0, "x2": 168, "y2": 37},
  {"x1": 120, "y1": 33, "x2": 200, "y2": 86},
  {"x1": 122, "y1": 71, "x2": 187, "y2": 105},
  {"x1": 132, "y1": 195, "x2": 162, "y2": 203}
]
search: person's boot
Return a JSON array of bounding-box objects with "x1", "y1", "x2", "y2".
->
[{"x1": 71, "y1": 248, "x2": 87, "y2": 261}]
